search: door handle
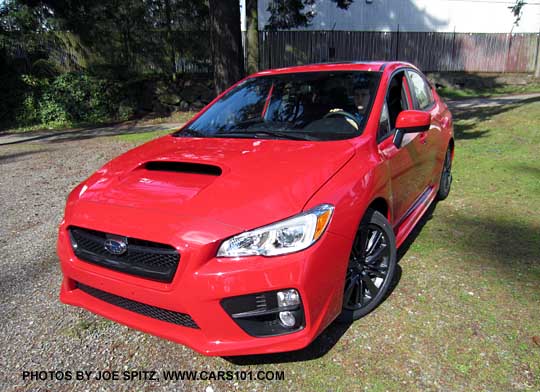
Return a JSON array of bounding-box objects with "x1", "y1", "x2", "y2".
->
[{"x1": 441, "y1": 117, "x2": 450, "y2": 128}]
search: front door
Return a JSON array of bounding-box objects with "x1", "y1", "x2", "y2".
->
[{"x1": 377, "y1": 71, "x2": 429, "y2": 225}]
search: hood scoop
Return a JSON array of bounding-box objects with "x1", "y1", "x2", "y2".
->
[{"x1": 144, "y1": 161, "x2": 222, "y2": 176}]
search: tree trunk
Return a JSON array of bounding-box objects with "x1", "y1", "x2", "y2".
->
[
  {"x1": 164, "y1": 0, "x2": 177, "y2": 82},
  {"x1": 209, "y1": 0, "x2": 245, "y2": 94},
  {"x1": 246, "y1": 0, "x2": 259, "y2": 75}
]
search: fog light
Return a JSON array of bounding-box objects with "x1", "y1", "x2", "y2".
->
[
  {"x1": 279, "y1": 311, "x2": 296, "y2": 327},
  {"x1": 277, "y1": 289, "x2": 300, "y2": 308},
  {"x1": 221, "y1": 289, "x2": 304, "y2": 337}
]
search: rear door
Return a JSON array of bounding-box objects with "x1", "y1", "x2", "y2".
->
[{"x1": 405, "y1": 69, "x2": 441, "y2": 186}]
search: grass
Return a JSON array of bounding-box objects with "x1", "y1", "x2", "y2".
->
[
  {"x1": 437, "y1": 82, "x2": 540, "y2": 100},
  {"x1": 133, "y1": 110, "x2": 196, "y2": 125},
  {"x1": 115, "y1": 129, "x2": 173, "y2": 143},
  {"x1": 113, "y1": 111, "x2": 196, "y2": 142},
  {"x1": 89, "y1": 98, "x2": 540, "y2": 391}
]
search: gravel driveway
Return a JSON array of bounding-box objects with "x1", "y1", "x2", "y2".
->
[{"x1": 0, "y1": 131, "x2": 289, "y2": 392}]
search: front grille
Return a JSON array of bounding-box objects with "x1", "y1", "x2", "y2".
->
[
  {"x1": 69, "y1": 226, "x2": 180, "y2": 283},
  {"x1": 76, "y1": 282, "x2": 199, "y2": 329}
]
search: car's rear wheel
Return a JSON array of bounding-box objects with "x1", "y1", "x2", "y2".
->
[
  {"x1": 437, "y1": 147, "x2": 453, "y2": 200},
  {"x1": 337, "y1": 209, "x2": 397, "y2": 322}
]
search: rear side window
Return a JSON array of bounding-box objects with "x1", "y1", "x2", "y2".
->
[{"x1": 407, "y1": 70, "x2": 434, "y2": 110}]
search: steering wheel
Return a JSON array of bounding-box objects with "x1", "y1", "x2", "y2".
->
[{"x1": 323, "y1": 110, "x2": 361, "y2": 130}]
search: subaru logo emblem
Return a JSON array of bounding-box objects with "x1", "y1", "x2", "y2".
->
[{"x1": 104, "y1": 238, "x2": 127, "y2": 255}]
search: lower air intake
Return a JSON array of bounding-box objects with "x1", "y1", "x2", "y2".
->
[{"x1": 76, "y1": 282, "x2": 199, "y2": 329}]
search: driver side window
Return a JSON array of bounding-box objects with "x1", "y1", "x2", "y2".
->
[
  {"x1": 378, "y1": 71, "x2": 409, "y2": 142},
  {"x1": 378, "y1": 103, "x2": 390, "y2": 141}
]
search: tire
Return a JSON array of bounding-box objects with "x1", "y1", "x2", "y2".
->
[
  {"x1": 437, "y1": 147, "x2": 453, "y2": 201},
  {"x1": 337, "y1": 209, "x2": 397, "y2": 322}
]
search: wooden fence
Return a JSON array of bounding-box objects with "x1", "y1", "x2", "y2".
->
[
  {"x1": 258, "y1": 31, "x2": 540, "y2": 73},
  {"x1": 4, "y1": 30, "x2": 539, "y2": 74}
]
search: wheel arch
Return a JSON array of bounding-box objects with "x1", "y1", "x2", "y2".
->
[{"x1": 366, "y1": 197, "x2": 391, "y2": 222}]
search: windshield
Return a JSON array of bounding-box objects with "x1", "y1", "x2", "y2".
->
[{"x1": 174, "y1": 71, "x2": 381, "y2": 141}]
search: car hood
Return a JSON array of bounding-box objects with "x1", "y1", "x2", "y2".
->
[{"x1": 75, "y1": 135, "x2": 355, "y2": 230}]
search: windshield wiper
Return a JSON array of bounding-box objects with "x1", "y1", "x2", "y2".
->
[
  {"x1": 217, "y1": 130, "x2": 311, "y2": 141},
  {"x1": 174, "y1": 128, "x2": 207, "y2": 137},
  {"x1": 252, "y1": 130, "x2": 312, "y2": 140},
  {"x1": 178, "y1": 127, "x2": 311, "y2": 141}
]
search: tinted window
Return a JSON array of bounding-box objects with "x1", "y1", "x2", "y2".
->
[
  {"x1": 378, "y1": 102, "x2": 391, "y2": 141},
  {"x1": 407, "y1": 70, "x2": 434, "y2": 110},
  {"x1": 386, "y1": 71, "x2": 409, "y2": 131},
  {"x1": 176, "y1": 71, "x2": 381, "y2": 141}
]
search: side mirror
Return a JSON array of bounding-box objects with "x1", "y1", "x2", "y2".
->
[{"x1": 393, "y1": 110, "x2": 431, "y2": 148}]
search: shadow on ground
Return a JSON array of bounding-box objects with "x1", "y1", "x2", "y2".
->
[
  {"x1": 396, "y1": 197, "x2": 540, "y2": 285},
  {"x1": 397, "y1": 202, "x2": 438, "y2": 262},
  {"x1": 0, "y1": 148, "x2": 50, "y2": 163},
  {"x1": 451, "y1": 96, "x2": 540, "y2": 140},
  {"x1": 430, "y1": 72, "x2": 506, "y2": 92},
  {"x1": 513, "y1": 164, "x2": 540, "y2": 181},
  {"x1": 0, "y1": 251, "x2": 59, "y2": 314},
  {"x1": 444, "y1": 214, "x2": 540, "y2": 278},
  {"x1": 0, "y1": 122, "x2": 183, "y2": 146}
]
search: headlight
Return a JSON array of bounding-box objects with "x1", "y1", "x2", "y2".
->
[{"x1": 217, "y1": 204, "x2": 334, "y2": 257}]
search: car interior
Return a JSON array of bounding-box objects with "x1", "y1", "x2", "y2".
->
[
  {"x1": 378, "y1": 71, "x2": 410, "y2": 142},
  {"x1": 387, "y1": 71, "x2": 410, "y2": 129}
]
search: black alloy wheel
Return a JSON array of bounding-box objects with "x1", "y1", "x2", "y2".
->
[
  {"x1": 437, "y1": 147, "x2": 453, "y2": 201},
  {"x1": 337, "y1": 209, "x2": 397, "y2": 322}
]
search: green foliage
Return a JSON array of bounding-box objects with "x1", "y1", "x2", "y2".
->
[
  {"x1": 264, "y1": 0, "x2": 354, "y2": 30},
  {"x1": 10, "y1": 72, "x2": 133, "y2": 129},
  {"x1": 1, "y1": 0, "x2": 211, "y2": 78},
  {"x1": 265, "y1": 0, "x2": 316, "y2": 30},
  {"x1": 29, "y1": 59, "x2": 60, "y2": 78},
  {"x1": 16, "y1": 79, "x2": 41, "y2": 125}
]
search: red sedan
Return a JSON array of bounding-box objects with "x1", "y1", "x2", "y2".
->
[{"x1": 58, "y1": 61, "x2": 453, "y2": 356}]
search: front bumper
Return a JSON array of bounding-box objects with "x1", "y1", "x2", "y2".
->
[{"x1": 58, "y1": 202, "x2": 352, "y2": 356}]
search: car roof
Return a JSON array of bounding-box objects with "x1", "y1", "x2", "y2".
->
[{"x1": 252, "y1": 61, "x2": 416, "y2": 77}]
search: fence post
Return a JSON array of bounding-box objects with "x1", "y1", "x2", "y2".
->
[
  {"x1": 535, "y1": 31, "x2": 540, "y2": 78},
  {"x1": 451, "y1": 26, "x2": 456, "y2": 72},
  {"x1": 505, "y1": 33, "x2": 514, "y2": 73},
  {"x1": 395, "y1": 24, "x2": 400, "y2": 60}
]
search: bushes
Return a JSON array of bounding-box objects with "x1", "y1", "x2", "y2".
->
[
  {"x1": 0, "y1": 69, "x2": 213, "y2": 131},
  {"x1": 5, "y1": 72, "x2": 134, "y2": 130}
]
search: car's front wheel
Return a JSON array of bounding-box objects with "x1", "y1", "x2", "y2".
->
[{"x1": 337, "y1": 209, "x2": 397, "y2": 322}]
